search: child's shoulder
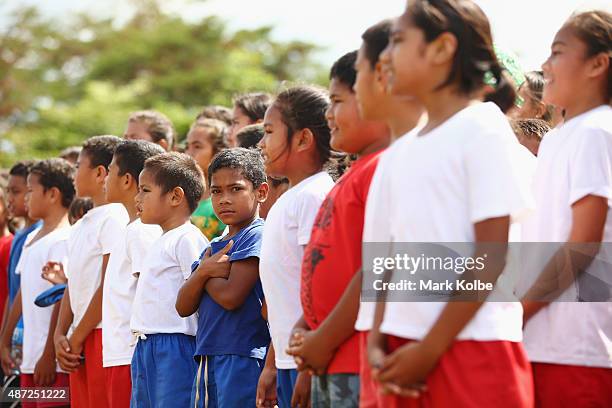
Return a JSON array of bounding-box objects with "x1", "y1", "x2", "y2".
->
[
  {"x1": 294, "y1": 172, "x2": 335, "y2": 201},
  {"x1": 214, "y1": 218, "x2": 263, "y2": 247}
]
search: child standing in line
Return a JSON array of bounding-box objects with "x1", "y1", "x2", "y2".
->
[
  {"x1": 123, "y1": 110, "x2": 175, "y2": 152},
  {"x1": 177, "y1": 148, "x2": 271, "y2": 407},
  {"x1": 285, "y1": 51, "x2": 390, "y2": 408},
  {"x1": 367, "y1": 1, "x2": 533, "y2": 406},
  {"x1": 228, "y1": 93, "x2": 273, "y2": 147},
  {"x1": 1, "y1": 159, "x2": 74, "y2": 407},
  {"x1": 257, "y1": 86, "x2": 335, "y2": 408},
  {"x1": 186, "y1": 118, "x2": 229, "y2": 240},
  {"x1": 130, "y1": 152, "x2": 208, "y2": 408},
  {"x1": 102, "y1": 140, "x2": 165, "y2": 408},
  {"x1": 53, "y1": 135, "x2": 128, "y2": 408},
  {"x1": 1, "y1": 161, "x2": 41, "y2": 381},
  {"x1": 521, "y1": 10, "x2": 612, "y2": 407}
]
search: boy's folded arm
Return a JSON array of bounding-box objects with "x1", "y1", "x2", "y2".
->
[
  {"x1": 175, "y1": 270, "x2": 209, "y2": 317},
  {"x1": 204, "y1": 257, "x2": 260, "y2": 311}
]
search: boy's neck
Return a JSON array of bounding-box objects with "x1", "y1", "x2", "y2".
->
[
  {"x1": 90, "y1": 190, "x2": 109, "y2": 207},
  {"x1": 357, "y1": 131, "x2": 391, "y2": 157},
  {"x1": 119, "y1": 190, "x2": 139, "y2": 222},
  {"x1": 159, "y1": 211, "x2": 191, "y2": 234},
  {"x1": 227, "y1": 212, "x2": 258, "y2": 238},
  {"x1": 0, "y1": 224, "x2": 9, "y2": 238},
  {"x1": 41, "y1": 206, "x2": 70, "y2": 233}
]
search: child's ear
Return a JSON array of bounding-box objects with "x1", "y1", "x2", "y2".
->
[
  {"x1": 430, "y1": 32, "x2": 457, "y2": 65},
  {"x1": 169, "y1": 186, "x2": 186, "y2": 208},
  {"x1": 295, "y1": 128, "x2": 315, "y2": 153},
  {"x1": 96, "y1": 165, "x2": 109, "y2": 184},
  {"x1": 256, "y1": 182, "x2": 270, "y2": 204},
  {"x1": 124, "y1": 173, "x2": 135, "y2": 191},
  {"x1": 587, "y1": 52, "x2": 610, "y2": 80},
  {"x1": 48, "y1": 186, "x2": 61, "y2": 205}
]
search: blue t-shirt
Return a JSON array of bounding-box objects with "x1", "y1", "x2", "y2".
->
[
  {"x1": 8, "y1": 221, "x2": 42, "y2": 345},
  {"x1": 194, "y1": 218, "x2": 270, "y2": 359}
]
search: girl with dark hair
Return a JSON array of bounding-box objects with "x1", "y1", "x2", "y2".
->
[
  {"x1": 522, "y1": 10, "x2": 612, "y2": 407},
  {"x1": 367, "y1": 1, "x2": 534, "y2": 406},
  {"x1": 257, "y1": 85, "x2": 335, "y2": 408}
]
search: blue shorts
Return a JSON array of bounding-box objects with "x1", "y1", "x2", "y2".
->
[
  {"x1": 130, "y1": 333, "x2": 197, "y2": 408},
  {"x1": 276, "y1": 368, "x2": 298, "y2": 408},
  {"x1": 190, "y1": 354, "x2": 263, "y2": 408}
]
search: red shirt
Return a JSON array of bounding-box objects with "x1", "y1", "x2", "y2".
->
[
  {"x1": 301, "y1": 151, "x2": 383, "y2": 374},
  {"x1": 0, "y1": 234, "x2": 14, "y2": 319}
]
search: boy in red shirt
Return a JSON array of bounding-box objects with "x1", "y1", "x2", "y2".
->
[{"x1": 285, "y1": 51, "x2": 389, "y2": 407}]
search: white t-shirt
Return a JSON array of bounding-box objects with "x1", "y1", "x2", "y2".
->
[
  {"x1": 66, "y1": 203, "x2": 129, "y2": 330},
  {"x1": 17, "y1": 226, "x2": 70, "y2": 374},
  {"x1": 259, "y1": 171, "x2": 334, "y2": 369},
  {"x1": 102, "y1": 218, "x2": 162, "y2": 367},
  {"x1": 130, "y1": 221, "x2": 208, "y2": 336},
  {"x1": 375, "y1": 102, "x2": 528, "y2": 342},
  {"x1": 355, "y1": 138, "x2": 403, "y2": 332},
  {"x1": 523, "y1": 105, "x2": 612, "y2": 368}
]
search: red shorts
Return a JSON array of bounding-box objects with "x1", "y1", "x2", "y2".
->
[
  {"x1": 20, "y1": 372, "x2": 69, "y2": 408},
  {"x1": 532, "y1": 362, "x2": 612, "y2": 407},
  {"x1": 360, "y1": 332, "x2": 534, "y2": 408},
  {"x1": 69, "y1": 329, "x2": 109, "y2": 408},
  {"x1": 104, "y1": 365, "x2": 131, "y2": 408}
]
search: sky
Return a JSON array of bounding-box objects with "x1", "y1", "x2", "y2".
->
[{"x1": 2, "y1": 0, "x2": 611, "y2": 71}]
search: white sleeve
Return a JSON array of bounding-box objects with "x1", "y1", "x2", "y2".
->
[
  {"x1": 465, "y1": 132, "x2": 527, "y2": 224},
  {"x1": 127, "y1": 229, "x2": 158, "y2": 277},
  {"x1": 48, "y1": 239, "x2": 69, "y2": 268},
  {"x1": 175, "y1": 233, "x2": 208, "y2": 280},
  {"x1": 296, "y1": 191, "x2": 326, "y2": 246},
  {"x1": 99, "y1": 217, "x2": 126, "y2": 255},
  {"x1": 568, "y1": 128, "x2": 612, "y2": 206},
  {"x1": 362, "y1": 160, "x2": 392, "y2": 243}
]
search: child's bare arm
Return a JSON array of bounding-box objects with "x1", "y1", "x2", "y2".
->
[
  {"x1": 0, "y1": 289, "x2": 22, "y2": 375},
  {"x1": 69, "y1": 253, "x2": 109, "y2": 352},
  {"x1": 175, "y1": 241, "x2": 232, "y2": 317},
  {"x1": 205, "y1": 257, "x2": 260, "y2": 311},
  {"x1": 376, "y1": 216, "x2": 510, "y2": 390}
]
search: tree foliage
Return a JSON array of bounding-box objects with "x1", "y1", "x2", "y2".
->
[{"x1": 0, "y1": 1, "x2": 325, "y2": 166}]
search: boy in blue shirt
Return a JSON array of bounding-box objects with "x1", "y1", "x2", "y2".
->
[{"x1": 176, "y1": 148, "x2": 271, "y2": 408}]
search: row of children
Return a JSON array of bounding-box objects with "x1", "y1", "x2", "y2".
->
[{"x1": 0, "y1": 0, "x2": 610, "y2": 407}]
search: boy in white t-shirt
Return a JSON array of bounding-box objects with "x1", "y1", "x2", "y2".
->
[
  {"x1": 53, "y1": 136, "x2": 128, "y2": 408},
  {"x1": 102, "y1": 140, "x2": 164, "y2": 407},
  {"x1": 130, "y1": 152, "x2": 208, "y2": 408},
  {"x1": 0, "y1": 159, "x2": 75, "y2": 403}
]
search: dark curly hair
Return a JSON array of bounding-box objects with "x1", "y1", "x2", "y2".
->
[
  {"x1": 208, "y1": 148, "x2": 266, "y2": 189},
  {"x1": 143, "y1": 152, "x2": 204, "y2": 213},
  {"x1": 30, "y1": 158, "x2": 76, "y2": 208}
]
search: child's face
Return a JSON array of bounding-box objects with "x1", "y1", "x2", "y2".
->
[
  {"x1": 354, "y1": 45, "x2": 384, "y2": 121},
  {"x1": 136, "y1": 169, "x2": 169, "y2": 225},
  {"x1": 210, "y1": 168, "x2": 268, "y2": 228},
  {"x1": 104, "y1": 156, "x2": 127, "y2": 203},
  {"x1": 26, "y1": 173, "x2": 52, "y2": 220},
  {"x1": 124, "y1": 120, "x2": 154, "y2": 142},
  {"x1": 186, "y1": 128, "x2": 215, "y2": 175},
  {"x1": 260, "y1": 105, "x2": 292, "y2": 178},
  {"x1": 381, "y1": 15, "x2": 431, "y2": 98},
  {"x1": 6, "y1": 175, "x2": 28, "y2": 218},
  {"x1": 228, "y1": 107, "x2": 253, "y2": 148},
  {"x1": 542, "y1": 27, "x2": 592, "y2": 110},
  {"x1": 74, "y1": 152, "x2": 99, "y2": 198},
  {"x1": 326, "y1": 79, "x2": 378, "y2": 155}
]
